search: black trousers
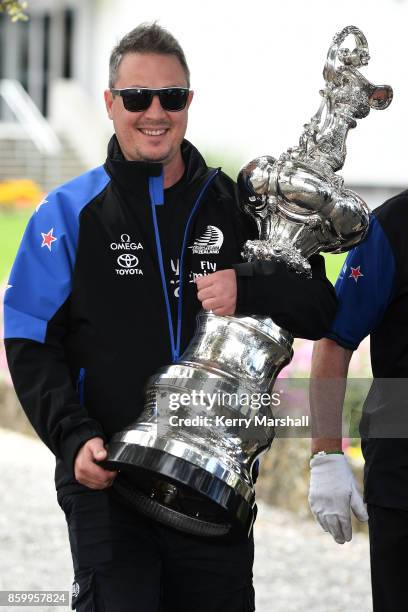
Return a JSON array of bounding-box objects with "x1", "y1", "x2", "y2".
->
[
  {"x1": 368, "y1": 504, "x2": 408, "y2": 612},
  {"x1": 59, "y1": 489, "x2": 255, "y2": 612}
]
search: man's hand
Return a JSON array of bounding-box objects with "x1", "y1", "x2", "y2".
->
[
  {"x1": 74, "y1": 436, "x2": 118, "y2": 490},
  {"x1": 308, "y1": 453, "x2": 368, "y2": 544},
  {"x1": 196, "y1": 269, "x2": 237, "y2": 316}
]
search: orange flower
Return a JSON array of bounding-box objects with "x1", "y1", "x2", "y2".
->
[{"x1": 0, "y1": 179, "x2": 44, "y2": 209}]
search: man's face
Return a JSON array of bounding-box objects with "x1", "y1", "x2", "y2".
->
[{"x1": 104, "y1": 52, "x2": 193, "y2": 166}]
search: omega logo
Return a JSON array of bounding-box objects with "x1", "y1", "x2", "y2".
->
[{"x1": 110, "y1": 234, "x2": 143, "y2": 251}]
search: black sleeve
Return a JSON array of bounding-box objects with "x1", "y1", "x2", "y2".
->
[
  {"x1": 4, "y1": 301, "x2": 106, "y2": 473},
  {"x1": 234, "y1": 254, "x2": 337, "y2": 339}
]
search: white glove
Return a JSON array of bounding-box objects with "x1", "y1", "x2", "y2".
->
[{"x1": 308, "y1": 453, "x2": 368, "y2": 544}]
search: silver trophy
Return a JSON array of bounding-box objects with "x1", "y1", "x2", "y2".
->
[{"x1": 104, "y1": 26, "x2": 392, "y2": 537}]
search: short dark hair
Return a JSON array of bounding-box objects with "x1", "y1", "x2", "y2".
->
[{"x1": 109, "y1": 22, "x2": 190, "y2": 88}]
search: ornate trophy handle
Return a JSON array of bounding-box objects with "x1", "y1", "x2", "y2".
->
[
  {"x1": 301, "y1": 25, "x2": 392, "y2": 168},
  {"x1": 323, "y1": 25, "x2": 370, "y2": 83},
  {"x1": 239, "y1": 25, "x2": 393, "y2": 272}
]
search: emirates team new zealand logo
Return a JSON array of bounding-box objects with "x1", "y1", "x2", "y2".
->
[{"x1": 189, "y1": 225, "x2": 224, "y2": 255}]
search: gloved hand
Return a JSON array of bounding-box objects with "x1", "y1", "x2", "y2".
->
[{"x1": 308, "y1": 452, "x2": 368, "y2": 544}]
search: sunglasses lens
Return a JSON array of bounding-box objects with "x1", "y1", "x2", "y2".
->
[
  {"x1": 118, "y1": 88, "x2": 189, "y2": 112},
  {"x1": 122, "y1": 90, "x2": 152, "y2": 112},
  {"x1": 159, "y1": 88, "x2": 189, "y2": 111}
]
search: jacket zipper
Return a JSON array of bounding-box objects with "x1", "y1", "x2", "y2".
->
[{"x1": 149, "y1": 169, "x2": 219, "y2": 362}]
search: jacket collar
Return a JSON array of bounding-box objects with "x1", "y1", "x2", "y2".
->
[{"x1": 103, "y1": 134, "x2": 216, "y2": 202}]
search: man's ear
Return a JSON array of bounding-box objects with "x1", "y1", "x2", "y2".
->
[
  {"x1": 187, "y1": 90, "x2": 194, "y2": 109},
  {"x1": 104, "y1": 89, "x2": 114, "y2": 120}
]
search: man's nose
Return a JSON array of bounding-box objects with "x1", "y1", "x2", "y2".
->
[{"x1": 145, "y1": 94, "x2": 167, "y2": 117}]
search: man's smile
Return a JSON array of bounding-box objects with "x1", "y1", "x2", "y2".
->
[{"x1": 138, "y1": 128, "x2": 169, "y2": 137}]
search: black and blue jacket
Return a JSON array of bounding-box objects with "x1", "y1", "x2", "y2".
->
[
  {"x1": 327, "y1": 189, "x2": 408, "y2": 509},
  {"x1": 4, "y1": 136, "x2": 336, "y2": 493}
]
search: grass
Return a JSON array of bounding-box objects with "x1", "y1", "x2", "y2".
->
[
  {"x1": 0, "y1": 210, "x2": 32, "y2": 283},
  {"x1": 323, "y1": 252, "x2": 346, "y2": 285}
]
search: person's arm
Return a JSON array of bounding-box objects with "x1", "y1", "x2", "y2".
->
[
  {"x1": 195, "y1": 255, "x2": 337, "y2": 340},
  {"x1": 6, "y1": 336, "x2": 116, "y2": 489},
  {"x1": 234, "y1": 254, "x2": 337, "y2": 339},
  {"x1": 308, "y1": 209, "x2": 399, "y2": 543},
  {"x1": 4, "y1": 177, "x2": 116, "y2": 488},
  {"x1": 5, "y1": 331, "x2": 114, "y2": 484},
  {"x1": 308, "y1": 338, "x2": 368, "y2": 544},
  {"x1": 310, "y1": 338, "x2": 353, "y2": 453}
]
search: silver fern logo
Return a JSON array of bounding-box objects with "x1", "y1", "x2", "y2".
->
[{"x1": 189, "y1": 225, "x2": 224, "y2": 255}]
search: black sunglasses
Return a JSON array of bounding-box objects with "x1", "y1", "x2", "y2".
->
[{"x1": 110, "y1": 87, "x2": 190, "y2": 112}]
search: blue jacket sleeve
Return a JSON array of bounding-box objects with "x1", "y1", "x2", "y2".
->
[
  {"x1": 327, "y1": 214, "x2": 396, "y2": 350},
  {"x1": 3, "y1": 168, "x2": 110, "y2": 473}
]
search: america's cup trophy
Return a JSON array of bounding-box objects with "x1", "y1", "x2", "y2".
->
[{"x1": 104, "y1": 26, "x2": 393, "y2": 537}]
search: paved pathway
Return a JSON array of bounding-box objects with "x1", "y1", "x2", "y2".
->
[{"x1": 0, "y1": 429, "x2": 372, "y2": 611}]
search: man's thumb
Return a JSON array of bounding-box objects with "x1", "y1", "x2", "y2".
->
[
  {"x1": 92, "y1": 443, "x2": 107, "y2": 460},
  {"x1": 351, "y1": 485, "x2": 369, "y2": 522}
]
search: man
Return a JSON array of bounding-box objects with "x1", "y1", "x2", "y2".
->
[
  {"x1": 308, "y1": 189, "x2": 408, "y2": 612},
  {"x1": 4, "y1": 23, "x2": 336, "y2": 611}
]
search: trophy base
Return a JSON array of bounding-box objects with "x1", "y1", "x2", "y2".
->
[{"x1": 102, "y1": 442, "x2": 255, "y2": 538}]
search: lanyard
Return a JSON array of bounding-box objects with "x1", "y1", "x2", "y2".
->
[{"x1": 149, "y1": 169, "x2": 219, "y2": 362}]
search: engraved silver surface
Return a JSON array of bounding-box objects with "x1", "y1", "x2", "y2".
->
[
  {"x1": 106, "y1": 27, "x2": 392, "y2": 536},
  {"x1": 111, "y1": 313, "x2": 293, "y2": 486}
]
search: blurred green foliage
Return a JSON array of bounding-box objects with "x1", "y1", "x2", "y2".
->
[
  {"x1": 0, "y1": 210, "x2": 30, "y2": 282},
  {"x1": 323, "y1": 252, "x2": 346, "y2": 285},
  {"x1": 0, "y1": 1, "x2": 28, "y2": 21}
]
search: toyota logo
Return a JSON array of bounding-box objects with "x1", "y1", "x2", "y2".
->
[{"x1": 117, "y1": 254, "x2": 138, "y2": 268}]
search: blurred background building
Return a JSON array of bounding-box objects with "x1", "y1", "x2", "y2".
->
[{"x1": 0, "y1": 0, "x2": 406, "y2": 198}]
